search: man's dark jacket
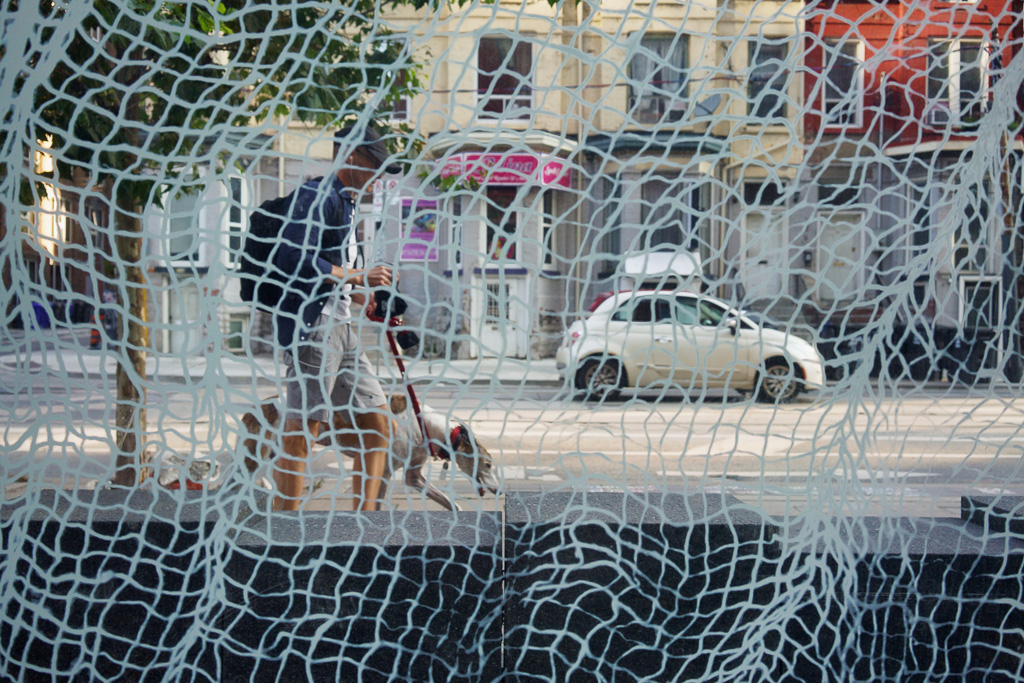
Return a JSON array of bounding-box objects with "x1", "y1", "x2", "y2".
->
[{"x1": 273, "y1": 174, "x2": 354, "y2": 348}]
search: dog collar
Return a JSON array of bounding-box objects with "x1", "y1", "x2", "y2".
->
[{"x1": 434, "y1": 426, "x2": 466, "y2": 463}]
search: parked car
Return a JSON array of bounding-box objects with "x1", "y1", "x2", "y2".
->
[
  {"x1": 587, "y1": 250, "x2": 704, "y2": 313},
  {"x1": 556, "y1": 291, "x2": 825, "y2": 402}
]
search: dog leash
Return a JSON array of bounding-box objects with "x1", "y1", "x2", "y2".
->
[{"x1": 368, "y1": 293, "x2": 445, "y2": 464}]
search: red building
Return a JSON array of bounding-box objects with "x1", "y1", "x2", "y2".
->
[{"x1": 803, "y1": 0, "x2": 1023, "y2": 382}]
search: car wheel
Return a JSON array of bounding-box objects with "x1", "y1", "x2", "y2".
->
[
  {"x1": 756, "y1": 358, "x2": 800, "y2": 403},
  {"x1": 575, "y1": 358, "x2": 623, "y2": 400}
]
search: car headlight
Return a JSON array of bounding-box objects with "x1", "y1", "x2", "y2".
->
[{"x1": 789, "y1": 339, "x2": 822, "y2": 363}]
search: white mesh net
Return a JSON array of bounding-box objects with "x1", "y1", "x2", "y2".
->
[{"x1": 2, "y1": 0, "x2": 1024, "y2": 680}]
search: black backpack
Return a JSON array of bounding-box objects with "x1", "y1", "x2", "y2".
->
[
  {"x1": 239, "y1": 176, "x2": 351, "y2": 312},
  {"x1": 238, "y1": 191, "x2": 297, "y2": 311}
]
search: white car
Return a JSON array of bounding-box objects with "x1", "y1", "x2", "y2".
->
[{"x1": 556, "y1": 291, "x2": 825, "y2": 402}]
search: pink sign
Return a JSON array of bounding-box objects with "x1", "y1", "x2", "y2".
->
[
  {"x1": 440, "y1": 153, "x2": 571, "y2": 188},
  {"x1": 400, "y1": 199, "x2": 438, "y2": 262}
]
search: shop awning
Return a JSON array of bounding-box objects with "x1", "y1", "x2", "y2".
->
[
  {"x1": 440, "y1": 152, "x2": 572, "y2": 188},
  {"x1": 586, "y1": 131, "x2": 725, "y2": 156}
]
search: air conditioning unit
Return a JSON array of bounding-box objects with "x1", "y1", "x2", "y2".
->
[{"x1": 928, "y1": 104, "x2": 952, "y2": 125}]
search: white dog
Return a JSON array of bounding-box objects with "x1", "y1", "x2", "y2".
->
[{"x1": 241, "y1": 393, "x2": 499, "y2": 511}]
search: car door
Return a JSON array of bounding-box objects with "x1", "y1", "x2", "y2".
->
[
  {"x1": 612, "y1": 295, "x2": 677, "y2": 386},
  {"x1": 672, "y1": 296, "x2": 757, "y2": 389},
  {"x1": 630, "y1": 294, "x2": 718, "y2": 390},
  {"x1": 655, "y1": 296, "x2": 700, "y2": 387},
  {"x1": 645, "y1": 296, "x2": 687, "y2": 385}
]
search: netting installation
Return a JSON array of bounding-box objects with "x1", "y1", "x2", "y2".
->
[{"x1": 2, "y1": 0, "x2": 1024, "y2": 680}]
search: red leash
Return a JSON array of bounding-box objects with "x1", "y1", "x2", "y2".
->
[{"x1": 368, "y1": 308, "x2": 443, "y2": 462}]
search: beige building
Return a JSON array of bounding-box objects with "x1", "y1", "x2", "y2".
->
[
  {"x1": 380, "y1": 0, "x2": 807, "y2": 358},
  {"x1": 149, "y1": 0, "x2": 807, "y2": 359}
]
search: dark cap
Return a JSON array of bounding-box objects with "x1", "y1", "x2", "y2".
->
[{"x1": 335, "y1": 125, "x2": 402, "y2": 174}]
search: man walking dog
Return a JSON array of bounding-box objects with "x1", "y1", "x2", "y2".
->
[{"x1": 273, "y1": 125, "x2": 400, "y2": 512}]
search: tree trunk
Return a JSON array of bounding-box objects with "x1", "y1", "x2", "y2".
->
[
  {"x1": 111, "y1": 194, "x2": 150, "y2": 487},
  {"x1": 108, "y1": 41, "x2": 152, "y2": 488}
]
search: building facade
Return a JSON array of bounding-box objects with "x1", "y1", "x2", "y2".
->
[
  {"x1": 803, "y1": 0, "x2": 1023, "y2": 380},
  {"x1": 125, "y1": 0, "x2": 1022, "y2": 376},
  {"x1": 374, "y1": 0, "x2": 808, "y2": 359}
]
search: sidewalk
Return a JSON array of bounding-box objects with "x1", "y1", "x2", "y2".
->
[
  {"x1": 2, "y1": 327, "x2": 988, "y2": 393},
  {"x1": 0, "y1": 329, "x2": 562, "y2": 387}
]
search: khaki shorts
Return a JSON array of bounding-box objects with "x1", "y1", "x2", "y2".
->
[{"x1": 283, "y1": 319, "x2": 387, "y2": 424}]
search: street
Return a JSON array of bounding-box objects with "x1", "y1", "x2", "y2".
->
[
  {"x1": 409, "y1": 383, "x2": 1024, "y2": 518},
  {"x1": 3, "y1": 332, "x2": 1024, "y2": 518}
]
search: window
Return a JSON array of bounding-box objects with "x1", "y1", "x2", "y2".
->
[
  {"x1": 371, "y1": 39, "x2": 411, "y2": 122},
  {"x1": 382, "y1": 67, "x2": 409, "y2": 122},
  {"x1": 629, "y1": 34, "x2": 688, "y2": 123},
  {"x1": 908, "y1": 170, "x2": 932, "y2": 262},
  {"x1": 954, "y1": 180, "x2": 990, "y2": 272},
  {"x1": 478, "y1": 36, "x2": 533, "y2": 118},
  {"x1": 227, "y1": 177, "x2": 245, "y2": 266},
  {"x1": 601, "y1": 178, "x2": 621, "y2": 261},
  {"x1": 696, "y1": 299, "x2": 728, "y2": 326},
  {"x1": 166, "y1": 190, "x2": 200, "y2": 263},
  {"x1": 819, "y1": 183, "x2": 859, "y2": 206},
  {"x1": 927, "y1": 40, "x2": 988, "y2": 127},
  {"x1": 596, "y1": 179, "x2": 623, "y2": 280},
  {"x1": 452, "y1": 197, "x2": 463, "y2": 267},
  {"x1": 485, "y1": 187, "x2": 518, "y2": 261},
  {"x1": 641, "y1": 176, "x2": 702, "y2": 250},
  {"x1": 822, "y1": 39, "x2": 864, "y2": 128},
  {"x1": 748, "y1": 39, "x2": 789, "y2": 119},
  {"x1": 612, "y1": 296, "x2": 660, "y2": 323},
  {"x1": 961, "y1": 279, "x2": 1001, "y2": 332},
  {"x1": 817, "y1": 210, "x2": 865, "y2": 302},
  {"x1": 673, "y1": 297, "x2": 700, "y2": 326},
  {"x1": 612, "y1": 296, "x2": 711, "y2": 324},
  {"x1": 651, "y1": 298, "x2": 675, "y2": 322},
  {"x1": 744, "y1": 182, "x2": 785, "y2": 206},
  {"x1": 485, "y1": 283, "x2": 507, "y2": 323},
  {"x1": 674, "y1": 297, "x2": 727, "y2": 327},
  {"x1": 911, "y1": 190, "x2": 933, "y2": 258},
  {"x1": 541, "y1": 191, "x2": 555, "y2": 266}
]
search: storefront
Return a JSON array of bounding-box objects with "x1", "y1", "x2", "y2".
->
[{"x1": 428, "y1": 150, "x2": 573, "y2": 359}]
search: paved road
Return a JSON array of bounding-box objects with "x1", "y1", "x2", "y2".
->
[
  {"x1": 3, "y1": 329, "x2": 1024, "y2": 517},
  {"x1": 450, "y1": 385, "x2": 1024, "y2": 518}
]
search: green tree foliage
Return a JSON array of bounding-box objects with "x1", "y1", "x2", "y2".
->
[
  {"x1": 24, "y1": 0, "x2": 418, "y2": 201},
  {"x1": 2, "y1": 0, "x2": 426, "y2": 485}
]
